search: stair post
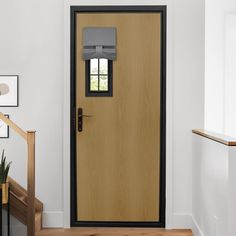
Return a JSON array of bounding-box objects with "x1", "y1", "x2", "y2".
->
[{"x1": 27, "y1": 131, "x2": 36, "y2": 236}]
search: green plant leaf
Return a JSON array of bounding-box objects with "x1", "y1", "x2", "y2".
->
[{"x1": 0, "y1": 149, "x2": 11, "y2": 183}]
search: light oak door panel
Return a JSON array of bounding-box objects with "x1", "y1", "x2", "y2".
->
[{"x1": 76, "y1": 13, "x2": 161, "y2": 222}]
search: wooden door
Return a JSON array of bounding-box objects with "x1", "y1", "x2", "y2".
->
[{"x1": 75, "y1": 11, "x2": 163, "y2": 223}]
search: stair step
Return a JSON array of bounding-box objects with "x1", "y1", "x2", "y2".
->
[
  {"x1": 5, "y1": 176, "x2": 43, "y2": 232},
  {"x1": 8, "y1": 177, "x2": 43, "y2": 212},
  {"x1": 35, "y1": 212, "x2": 43, "y2": 232}
]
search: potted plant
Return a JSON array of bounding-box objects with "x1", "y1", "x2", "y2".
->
[{"x1": 0, "y1": 150, "x2": 11, "y2": 204}]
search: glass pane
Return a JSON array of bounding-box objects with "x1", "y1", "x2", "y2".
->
[
  {"x1": 90, "y1": 76, "x2": 98, "y2": 91},
  {"x1": 99, "y1": 59, "x2": 108, "y2": 74},
  {"x1": 99, "y1": 76, "x2": 108, "y2": 91},
  {"x1": 90, "y1": 59, "x2": 98, "y2": 74}
]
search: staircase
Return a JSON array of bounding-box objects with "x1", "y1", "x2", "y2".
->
[
  {"x1": 0, "y1": 113, "x2": 37, "y2": 236},
  {"x1": 7, "y1": 177, "x2": 43, "y2": 232}
]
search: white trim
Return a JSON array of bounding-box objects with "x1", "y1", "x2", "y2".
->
[
  {"x1": 191, "y1": 216, "x2": 205, "y2": 236},
  {"x1": 63, "y1": 0, "x2": 174, "y2": 228},
  {"x1": 165, "y1": 0, "x2": 174, "y2": 229},
  {"x1": 43, "y1": 211, "x2": 64, "y2": 228},
  {"x1": 172, "y1": 214, "x2": 204, "y2": 236},
  {"x1": 3, "y1": 216, "x2": 203, "y2": 236},
  {"x1": 172, "y1": 213, "x2": 193, "y2": 229},
  {"x1": 63, "y1": 0, "x2": 72, "y2": 228}
]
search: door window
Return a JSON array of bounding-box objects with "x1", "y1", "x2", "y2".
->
[{"x1": 86, "y1": 58, "x2": 113, "y2": 96}]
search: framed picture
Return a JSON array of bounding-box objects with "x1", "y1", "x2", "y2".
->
[
  {"x1": 0, "y1": 115, "x2": 9, "y2": 138},
  {"x1": 0, "y1": 75, "x2": 18, "y2": 107}
]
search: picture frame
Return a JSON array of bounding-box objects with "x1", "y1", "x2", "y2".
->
[
  {"x1": 0, "y1": 115, "x2": 9, "y2": 138},
  {"x1": 0, "y1": 75, "x2": 19, "y2": 107}
]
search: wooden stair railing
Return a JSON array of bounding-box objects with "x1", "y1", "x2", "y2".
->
[
  {"x1": 0, "y1": 113, "x2": 36, "y2": 236},
  {"x1": 6, "y1": 177, "x2": 43, "y2": 232}
]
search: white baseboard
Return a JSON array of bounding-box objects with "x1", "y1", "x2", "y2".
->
[
  {"x1": 4, "y1": 211, "x2": 205, "y2": 235},
  {"x1": 42, "y1": 211, "x2": 64, "y2": 228},
  {"x1": 172, "y1": 213, "x2": 193, "y2": 229},
  {"x1": 191, "y1": 216, "x2": 205, "y2": 236},
  {"x1": 42, "y1": 212, "x2": 205, "y2": 235},
  {"x1": 2, "y1": 211, "x2": 63, "y2": 232},
  {"x1": 172, "y1": 213, "x2": 204, "y2": 236}
]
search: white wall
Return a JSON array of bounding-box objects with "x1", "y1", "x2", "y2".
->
[
  {"x1": 192, "y1": 134, "x2": 228, "y2": 236},
  {"x1": 228, "y1": 147, "x2": 236, "y2": 236},
  {"x1": 172, "y1": 0, "x2": 205, "y2": 225},
  {"x1": 205, "y1": 0, "x2": 236, "y2": 134},
  {"x1": 0, "y1": 0, "x2": 205, "y2": 231},
  {"x1": 192, "y1": 133, "x2": 236, "y2": 236},
  {"x1": 0, "y1": 0, "x2": 64, "y2": 228},
  {"x1": 225, "y1": 14, "x2": 236, "y2": 137}
]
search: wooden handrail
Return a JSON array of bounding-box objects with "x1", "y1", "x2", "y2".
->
[
  {"x1": 192, "y1": 129, "x2": 236, "y2": 146},
  {"x1": 0, "y1": 112, "x2": 36, "y2": 236},
  {"x1": 0, "y1": 113, "x2": 27, "y2": 140}
]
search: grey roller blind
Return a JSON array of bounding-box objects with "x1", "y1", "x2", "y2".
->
[{"x1": 82, "y1": 27, "x2": 116, "y2": 60}]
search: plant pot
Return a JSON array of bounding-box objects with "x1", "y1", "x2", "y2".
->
[{"x1": 1, "y1": 182, "x2": 9, "y2": 204}]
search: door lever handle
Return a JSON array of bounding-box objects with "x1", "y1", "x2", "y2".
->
[
  {"x1": 78, "y1": 108, "x2": 93, "y2": 132},
  {"x1": 78, "y1": 114, "x2": 93, "y2": 118}
]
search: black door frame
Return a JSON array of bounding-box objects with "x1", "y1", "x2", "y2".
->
[{"x1": 70, "y1": 5, "x2": 167, "y2": 228}]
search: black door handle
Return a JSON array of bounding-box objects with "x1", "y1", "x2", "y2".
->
[{"x1": 78, "y1": 108, "x2": 93, "y2": 132}]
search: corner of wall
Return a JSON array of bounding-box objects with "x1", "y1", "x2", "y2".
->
[
  {"x1": 172, "y1": 214, "x2": 204, "y2": 236},
  {"x1": 191, "y1": 215, "x2": 205, "y2": 236},
  {"x1": 43, "y1": 211, "x2": 64, "y2": 228}
]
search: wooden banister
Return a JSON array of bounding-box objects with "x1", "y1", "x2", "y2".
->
[
  {"x1": 192, "y1": 129, "x2": 236, "y2": 146},
  {"x1": 0, "y1": 113, "x2": 27, "y2": 140},
  {"x1": 0, "y1": 112, "x2": 36, "y2": 236}
]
